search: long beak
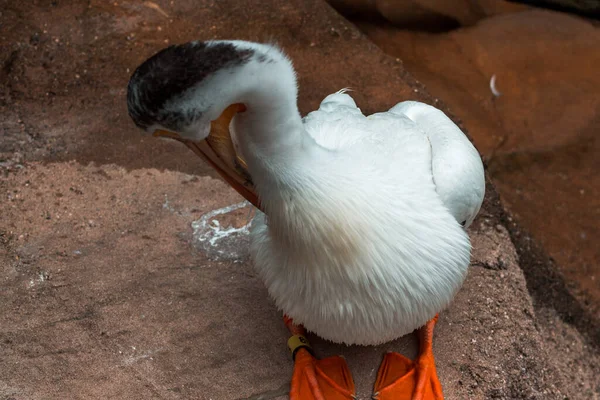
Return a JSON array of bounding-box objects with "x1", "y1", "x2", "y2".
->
[{"x1": 153, "y1": 104, "x2": 261, "y2": 210}]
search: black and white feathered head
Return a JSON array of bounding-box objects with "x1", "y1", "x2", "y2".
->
[
  {"x1": 126, "y1": 40, "x2": 302, "y2": 209},
  {"x1": 127, "y1": 40, "x2": 298, "y2": 141}
]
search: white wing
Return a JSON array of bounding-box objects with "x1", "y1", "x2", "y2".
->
[
  {"x1": 389, "y1": 101, "x2": 485, "y2": 227},
  {"x1": 303, "y1": 93, "x2": 484, "y2": 227}
]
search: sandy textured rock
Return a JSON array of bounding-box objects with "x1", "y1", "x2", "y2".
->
[{"x1": 0, "y1": 162, "x2": 571, "y2": 399}]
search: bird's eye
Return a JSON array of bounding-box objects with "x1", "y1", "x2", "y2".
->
[{"x1": 460, "y1": 220, "x2": 467, "y2": 226}]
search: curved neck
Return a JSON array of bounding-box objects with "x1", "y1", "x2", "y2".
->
[
  {"x1": 234, "y1": 104, "x2": 303, "y2": 153},
  {"x1": 171, "y1": 41, "x2": 327, "y2": 198},
  {"x1": 190, "y1": 41, "x2": 319, "y2": 196},
  {"x1": 232, "y1": 108, "x2": 321, "y2": 196}
]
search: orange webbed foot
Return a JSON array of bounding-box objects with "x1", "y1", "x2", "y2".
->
[
  {"x1": 373, "y1": 315, "x2": 444, "y2": 400},
  {"x1": 284, "y1": 316, "x2": 355, "y2": 400}
]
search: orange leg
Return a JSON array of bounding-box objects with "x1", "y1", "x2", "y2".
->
[
  {"x1": 413, "y1": 315, "x2": 444, "y2": 399},
  {"x1": 284, "y1": 316, "x2": 355, "y2": 400},
  {"x1": 284, "y1": 315, "x2": 306, "y2": 336},
  {"x1": 374, "y1": 315, "x2": 444, "y2": 400}
]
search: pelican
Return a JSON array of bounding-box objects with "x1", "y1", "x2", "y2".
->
[{"x1": 127, "y1": 40, "x2": 485, "y2": 399}]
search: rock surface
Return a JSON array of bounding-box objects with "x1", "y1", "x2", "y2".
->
[
  {"x1": 0, "y1": 162, "x2": 582, "y2": 399},
  {"x1": 1, "y1": 0, "x2": 598, "y2": 399},
  {"x1": 328, "y1": 0, "x2": 528, "y2": 28}
]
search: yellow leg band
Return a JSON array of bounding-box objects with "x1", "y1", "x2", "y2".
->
[{"x1": 287, "y1": 334, "x2": 312, "y2": 357}]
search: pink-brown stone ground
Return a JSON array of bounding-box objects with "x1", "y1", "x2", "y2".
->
[{"x1": 1, "y1": 0, "x2": 598, "y2": 399}]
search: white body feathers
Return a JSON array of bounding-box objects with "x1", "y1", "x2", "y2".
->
[{"x1": 247, "y1": 91, "x2": 484, "y2": 345}]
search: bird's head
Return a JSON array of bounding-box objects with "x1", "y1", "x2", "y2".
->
[
  {"x1": 127, "y1": 40, "x2": 298, "y2": 210},
  {"x1": 127, "y1": 41, "x2": 253, "y2": 139}
]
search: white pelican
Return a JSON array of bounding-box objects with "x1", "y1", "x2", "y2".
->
[{"x1": 127, "y1": 40, "x2": 485, "y2": 400}]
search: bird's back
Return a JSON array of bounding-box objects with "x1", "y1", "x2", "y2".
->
[{"x1": 304, "y1": 92, "x2": 485, "y2": 228}]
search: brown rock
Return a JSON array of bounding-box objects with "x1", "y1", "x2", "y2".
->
[
  {"x1": 327, "y1": 0, "x2": 529, "y2": 28},
  {"x1": 511, "y1": 0, "x2": 600, "y2": 18},
  {"x1": 0, "y1": 162, "x2": 578, "y2": 399}
]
